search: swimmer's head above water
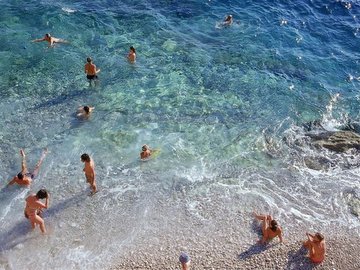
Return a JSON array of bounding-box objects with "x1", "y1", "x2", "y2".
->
[
  {"x1": 17, "y1": 172, "x2": 24, "y2": 179},
  {"x1": 81, "y1": 153, "x2": 91, "y2": 162},
  {"x1": 36, "y1": 188, "x2": 48, "y2": 199}
]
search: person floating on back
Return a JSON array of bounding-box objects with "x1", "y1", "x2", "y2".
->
[
  {"x1": 32, "y1": 33, "x2": 69, "y2": 47},
  {"x1": 253, "y1": 212, "x2": 283, "y2": 244},
  {"x1": 303, "y1": 232, "x2": 326, "y2": 264},
  {"x1": 84, "y1": 57, "x2": 100, "y2": 86},
  {"x1": 128, "y1": 46, "x2": 136, "y2": 63},
  {"x1": 81, "y1": 153, "x2": 97, "y2": 195},
  {"x1": 140, "y1": 144, "x2": 152, "y2": 160},
  {"x1": 179, "y1": 252, "x2": 191, "y2": 270},
  {"x1": 8, "y1": 148, "x2": 48, "y2": 187},
  {"x1": 77, "y1": 105, "x2": 94, "y2": 119},
  {"x1": 223, "y1": 15, "x2": 233, "y2": 26},
  {"x1": 24, "y1": 189, "x2": 50, "y2": 234}
]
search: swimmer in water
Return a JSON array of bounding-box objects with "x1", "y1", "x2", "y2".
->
[
  {"x1": 84, "y1": 57, "x2": 100, "y2": 86},
  {"x1": 223, "y1": 15, "x2": 233, "y2": 26},
  {"x1": 8, "y1": 148, "x2": 48, "y2": 187},
  {"x1": 32, "y1": 33, "x2": 69, "y2": 47},
  {"x1": 303, "y1": 232, "x2": 326, "y2": 264},
  {"x1": 253, "y1": 212, "x2": 283, "y2": 244},
  {"x1": 77, "y1": 105, "x2": 94, "y2": 119},
  {"x1": 81, "y1": 153, "x2": 97, "y2": 195},
  {"x1": 140, "y1": 144, "x2": 152, "y2": 160},
  {"x1": 24, "y1": 189, "x2": 50, "y2": 234},
  {"x1": 128, "y1": 46, "x2": 136, "y2": 63}
]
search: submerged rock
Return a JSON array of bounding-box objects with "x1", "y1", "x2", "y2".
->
[
  {"x1": 303, "y1": 156, "x2": 334, "y2": 171},
  {"x1": 306, "y1": 130, "x2": 360, "y2": 153},
  {"x1": 343, "y1": 189, "x2": 360, "y2": 217}
]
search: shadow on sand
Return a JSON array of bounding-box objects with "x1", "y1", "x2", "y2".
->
[{"x1": 286, "y1": 245, "x2": 318, "y2": 270}]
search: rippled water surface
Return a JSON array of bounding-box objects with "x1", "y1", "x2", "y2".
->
[{"x1": 1, "y1": 0, "x2": 360, "y2": 269}]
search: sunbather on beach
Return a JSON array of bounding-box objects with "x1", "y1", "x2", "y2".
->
[
  {"x1": 32, "y1": 33, "x2": 69, "y2": 47},
  {"x1": 303, "y1": 232, "x2": 325, "y2": 264},
  {"x1": 8, "y1": 148, "x2": 48, "y2": 187},
  {"x1": 77, "y1": 105, "x2": 94, "y2": 119},
  {"x1": 81, "y1": 153, "x2": 97, "y2": 194},
  {"x1": 253, "y1": 212, "x2": 283, "y2": 244},
  {"x1": 24, "y1": 189, "x2": 50, "y2": 233},
  {"x1": 140, "y1": 144, "x2": 152, "y2": 160}
]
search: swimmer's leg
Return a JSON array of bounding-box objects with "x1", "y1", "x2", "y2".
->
[
  {"x1": 32, "y1": 215, "x2": 46, "y2": 233},
  {"x1": 31, "y1": 148, "x2": 48, "y2": 178}
]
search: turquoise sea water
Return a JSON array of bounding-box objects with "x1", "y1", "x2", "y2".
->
[{"x1": 1, "y1": 0, "x2": 360, "y2": 269}]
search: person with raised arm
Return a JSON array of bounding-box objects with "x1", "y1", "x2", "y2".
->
[
  {"x1": 303, "y1": 232, "x2": 326, "y2": 264},
  {"x1": 24, "y1": 189, "x2": 50, "y2": 234},
  {"x1": 253, "y1": 212, "x2": 283, "y2": 244}
]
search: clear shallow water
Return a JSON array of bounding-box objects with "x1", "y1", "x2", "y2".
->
[{"x1": 0, "y1": 0, "x2": 360, "y2": 269}]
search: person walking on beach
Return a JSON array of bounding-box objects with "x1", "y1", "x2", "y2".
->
[
  {"x1": 32, "y1": 33, "x2": 69, "y2": 47},
  {"x1": 81, "y1": 153, "x2": 97, "y2": 194},
  {"x1": 253, "y1": 212, "x2": 283, "y2": 244},
  {"x1": 303, "y1": 232, "x2": 325, "y2": 264},
  {"x1": 77, "y1": 105, "x2": 94, "y2": 119},
  {"x1": 179, "y1": 252, "x2": 190, "y2": 270},
  {"x1": 140, "y1": 144, "x2": 152, "y2": 160},
  {"x1": 84, "y1": 57, "x2": 100, "y2": 86},
  {"x1": 128, "y1": 46, "x2": 136, "y2": 63},
  {"x1": 8, "y1": 148, "x2": 48, "y2": 187},
  {"x1": 24, "y1": 189, "x2": 50, "y2": 234}
]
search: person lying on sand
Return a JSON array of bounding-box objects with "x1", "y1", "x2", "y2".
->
[
  {"x1": 32, "y1": 33, "x2": 69, "y2": 47},
  {"x1": 253, "y1": 212, "x2": 283, "y2": 244},
  {"x1": 140, "y1": 144, "x2": 152, "y2": 160},
  {"x1": 77, "y1": 105, "x2": 94, "y2": 119},
  {"x1": 8, "y1": 148, "x2": 48, "y2": 187},
  {"x1": 24, "y1": 189, "x2": 50, "y2": 234},
  {"x1": 303, "y1": 232, "x2": 326, "y2": 264}
]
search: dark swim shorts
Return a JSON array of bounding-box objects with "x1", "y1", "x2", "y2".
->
[{"x1": 87, "y1": 75, "x2": 98, "y2": 80}]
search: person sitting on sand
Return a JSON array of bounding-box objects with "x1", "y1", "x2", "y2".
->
[
  {"x1": 223, "y1": 15, "x2": 233, "y2": 26},
  {"x1": 179, "y1": 252, "x2": 190, "y2": 270},
  {"x1": 128, "y1": 46, "x2": 136, "y2": 63},
  {"x1": 32, "y1": 33, "x2": 68, "y2": 47},
  {"x1": 77, "y1": 105, "x2": 94, "y2": 119},
  {"x1": 84, "y1": 57, "x2": 100, "y2": 86},
  {"x1": 81, "y1": 153, "x2": 97, "y2": 195},
  {"x1": 8, "y1": 148, "x2": 48, "y2": 187},
  {"x1": 140, "y1": 144, "x2": 152, "y2": 160},
  {"x1": 253, "y1": 212, "x2": 283, "y2": 244},
  {"x1": 303, "y1": 232, "x2": 325, "y2": 264},
  {"x1": 24, "y1": 189, "x2": 50, "y2": 234}
]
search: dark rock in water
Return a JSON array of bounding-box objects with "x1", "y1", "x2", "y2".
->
[
  {"x1": 304, "y1": 156, "x2": 334, "y2": 171},
  {"x1": 302, "y1": 120, "x2": 325, "y2": 132},
  {"x1": 306, "y1": 130, "x2": 360, "y2": 153},
  {"x1": 344, "y1": 189, "x2": 360, "y2": 217},
  {"x1": 341, "y1": 121, "x2": 360, "y2": 134}
]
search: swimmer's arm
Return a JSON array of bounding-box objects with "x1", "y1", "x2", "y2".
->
[
  {"x1": 84, "y1": 65, "x2": 88, "y2": 74},
  {"x1": 32, "y1": 38, "x2": 46, "y2": 42},
  {"x1": 278, "y1": 228, "x2": 284, "y2": 243},
  {"x1": 7, "y1": 177, "x2": 17, "y2": 186},
  {"x1": 20, "y1": 149, "x2": 27, "y2": 172}
]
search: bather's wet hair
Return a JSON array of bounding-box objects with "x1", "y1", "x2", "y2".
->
[
  {"x1": 315, "y1": 232, "x2": 324, "y2": 241},
  {"x1": 84, "y1": 106, "x2": 90, "y2": 114},
  {"x1": 45, "y1": 33, "x2": 51, "y2": 38},
  {"x1": 17, "y1": 172, "x2": 24, "y2": 179},
  {"x1": 130, "y1": 46, "x2": 136, "y2": 53},
  {"x1": 270, "y1": 220, "x2": 278, "y2": 232},
  {"x1": 81, "y1": 153, "x2": 91, "y2": 162},
  {"x1": 87, "y1": 57, "x2": 92, "y2": 63},
  {"x1": 36, "y1": 189, "x2": 48, "y2": 199}
]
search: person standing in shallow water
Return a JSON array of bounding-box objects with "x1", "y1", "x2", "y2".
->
[
  {"x1": 84, "y1": 57, "x2": 100, "y2": 86},
  {"x1": 303, "y1": 232, "x2": 326, "y2": 264},
  {"x1": 81, "y1": 153, "x2": 97, "y2": 194},
  {"x1": 8, "y1": 148, "x2": 48, "y2": 187},
  {"x1": 140, "y1": 144, "x2": 152, "y2": 160},
  {"x1": 77, "y1": 105, "x2": 94, "y2": 119},
  {"x1": 179, "y1": 252, "x2": 190, "y2": 270},
  {"x1": 128, "y1": 46, "x2": 136, "y2": 63},
  {"x1": 24, "y1": 189, "x2": 50, "y2": 234},
  {"x1": 253, "y1": 212, "x2": 283, "y2": 244}
]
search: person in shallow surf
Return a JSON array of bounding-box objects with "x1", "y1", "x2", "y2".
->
[
  {"x1": 253, "y1": 212, "x2": 284, "y2": 244},
  {"x1": 32, "y1": 33, "x2": 69, "y2": 47},
  {"x1": 24, "y1": 189, "x2": 50, "y2": 234},
  {"x1": 84, "y1": 57, "x2": 101, "y2": 86},
  {"x1": 179, "y1": 252, "x2": 191, "y2": 270},
  {"x1": 81, "y1": 153, "x2": 97, "y2": 195},
  {"x1": 7, "y1": 148, "x2": 48, "y2": 187},
  {"x1": 128, "y1": 46, "x2": 136, "y2": 63},
  {"x1": 140, "y1": 144, "x2": 152, "y2": 160},
  {"x1": 303, "y1": 232, "x2": 326, "y2": 264},
  {"x1": 223, "y1": 15, "x2": 233, "y2": 26},
  {"x1": 77, "y1": 105, "x2": 94, "y2": 119}
]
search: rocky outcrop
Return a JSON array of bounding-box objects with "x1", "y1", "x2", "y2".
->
[
  {"x1": 344, "y1": 189, "x2": 360, "y2": 217},
  {"x1": 306, "y1": 130, "x2": 360, "y2": 153}
]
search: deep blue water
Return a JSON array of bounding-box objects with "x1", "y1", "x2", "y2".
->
[{"x1": 0, "y1": 0, "x2": 360, "y2": 269}]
